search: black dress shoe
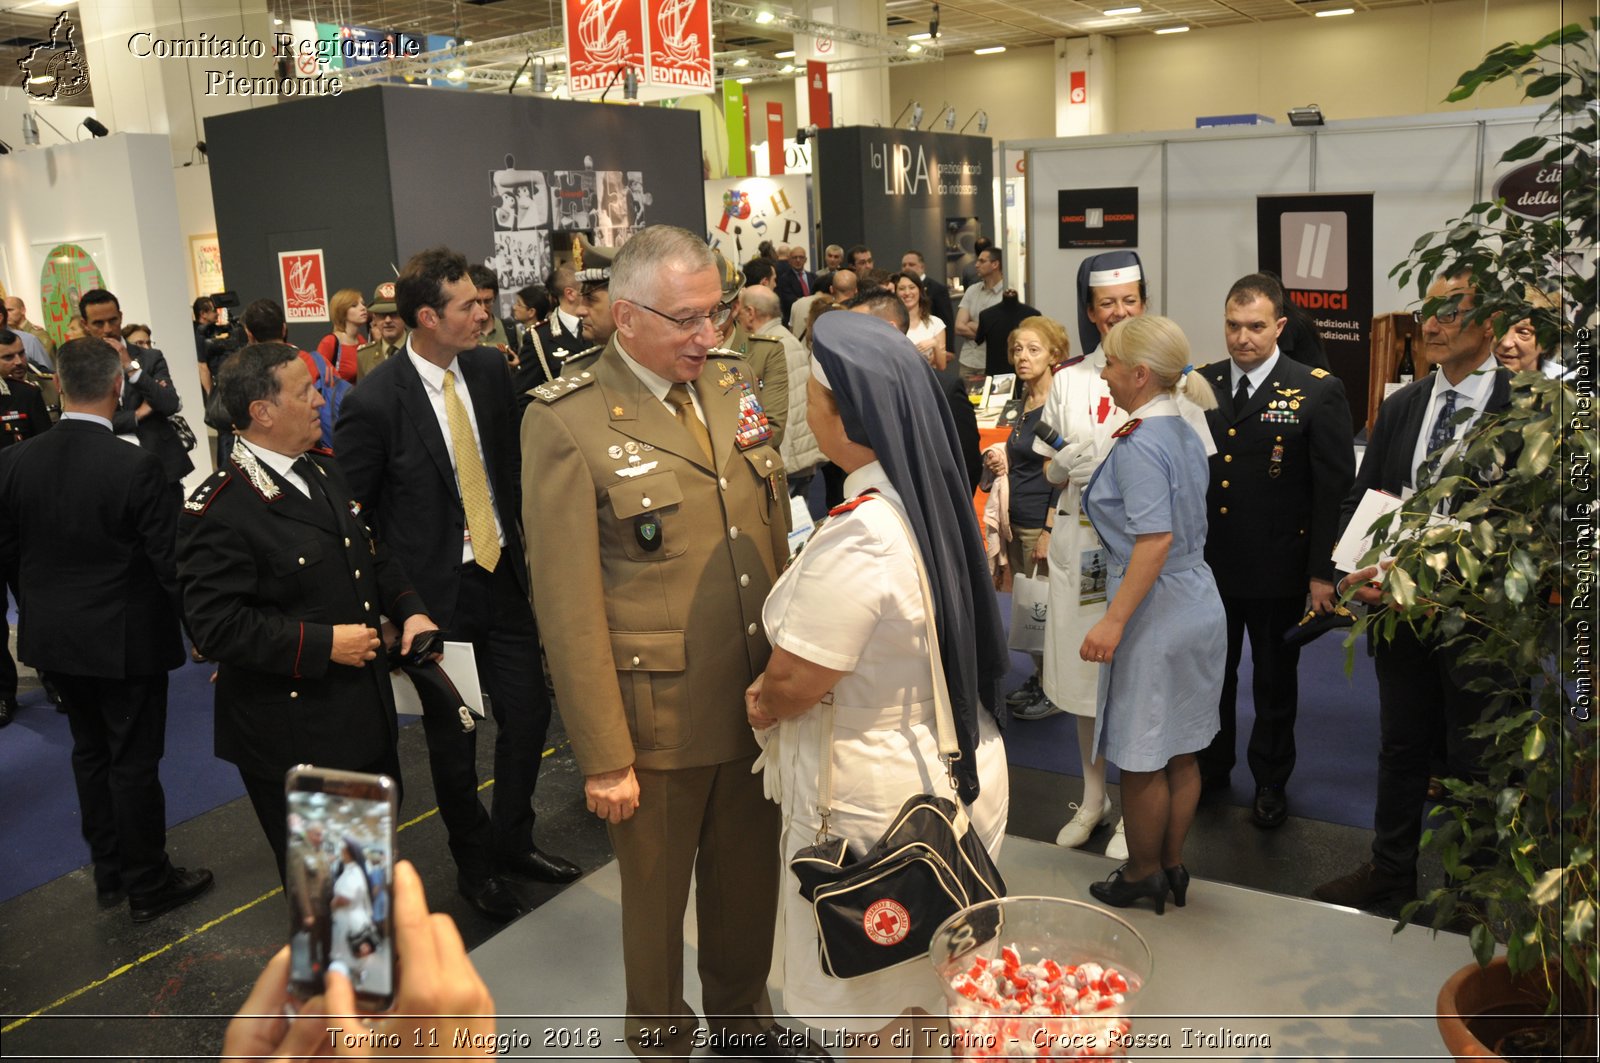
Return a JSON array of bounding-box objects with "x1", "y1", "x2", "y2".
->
[
  {"x1": 459, "y1": 875, "x2": 527, "y2": 922},
  {"x1": 1252, "y1": 786, "x2": 1288, "y2": 829},
  {"x1": 1164, "y1": 864, "x2": 1190, "y2": 908},
  {"x1": 1312, "y1": 861, "x2": 1416, "y2": 911},
  {"x1": 0, "y1": 696, "x2": 16, "y2": 727},
  {"x1": 129, "y1": 866, "x2": 214, "y2": 923},
  {"x1": 1089, "y1": 865, "x2": 1169, "y2": 914},
  {"x1": 707, "y1": 1023, "x2": 832, "y2": 1061},
  {"x1": 42, "y1": 679, "x2": 65, "y2": 713},
  {"x1": 499, "y1": 847, "x2": 581, "y2": 884}
]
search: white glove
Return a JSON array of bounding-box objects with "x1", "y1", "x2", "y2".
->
[{"x1": 1051, "y1": 439, "x2": 1099, "y2": 488}]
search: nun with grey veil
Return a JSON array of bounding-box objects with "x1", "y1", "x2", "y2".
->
[{"x1": 745, "y1": 311, "x2": 1010, "y2": 1054}]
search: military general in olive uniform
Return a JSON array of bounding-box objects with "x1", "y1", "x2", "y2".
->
[
  {"x1": 356, "y1": 281, "x2": 407, "y2": 382},
  {"x1": 521, "y1": 227, "x2": 819, "y2": 1061},
  {"x1": 1198, "y1": 273, "x2": 1355, "y2": 829}
]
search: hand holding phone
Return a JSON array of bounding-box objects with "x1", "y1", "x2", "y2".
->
[{"x1": 224, "y1": 860, "x2": 496, "y2": 1060}]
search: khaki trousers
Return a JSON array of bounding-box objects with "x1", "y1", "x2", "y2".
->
[{"x1": 611, "y1": 753, "x2": 782, "y2": 1059}]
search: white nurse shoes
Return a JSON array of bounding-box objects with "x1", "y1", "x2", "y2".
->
[
  {"x1": 1104, "y1": 818, "x2": 1129, "y2": 860},
  {"x1": 1055, "y1": 794, "x2": 1113, "y2": 848}
]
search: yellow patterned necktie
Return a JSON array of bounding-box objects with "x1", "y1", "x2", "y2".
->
[
  {"x1": 442, "y1": 370, "x2": 500, "y2": 572},
  {"x1": 666, "y1": 382, "x2": 715, "y2": 465}
]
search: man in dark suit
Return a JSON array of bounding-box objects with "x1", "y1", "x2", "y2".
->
[
  {"x1": 901, "y1": 249, "x2": 957, "y2": 355},
  {"x1": 1314, "y1": 270, "x2": 1513, "y2": 911},
  {"x1": 80, "y1": 289, "x2": 194, "y2": 508},
  {"x1": 1198, "y1": 273, "x2": 1355, "y2": 828},
  {"x1": 774, "y1": 244, "x2": 816, "y2": 321},
  {"x1": 0, "y1": 328, "x2": 53, "y2": 727},
  {"x1": 177, "y1": 342, "x2": 437, "y2": 881},
  {"x1": 334, "y1": 247, "x2": 578, "y2": 922},
  {"x1": 0, "y1": 338, "x2": 213, "y2": 920}
]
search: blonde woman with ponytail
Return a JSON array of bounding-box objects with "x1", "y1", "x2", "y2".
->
[{"x1": 1076, "y1": 314, "x2": 1224, "y2": 914}]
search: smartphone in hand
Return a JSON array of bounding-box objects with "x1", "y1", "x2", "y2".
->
[{"x1": 284, "y1": 765, "x2": 398, "y2": 1010}]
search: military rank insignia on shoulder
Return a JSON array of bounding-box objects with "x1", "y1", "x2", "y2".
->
[
  {"x1": 827, "y1": 488, "x2": 882, "y2": 518},
  {"x1": 531, "y1": 371, "x2": 597, "y2": 404},
  {"x1": 1111, "y1": 418, "x2": 1143, "y2": 438},
  {"x1": 1310, "y1": 368, "x2": 1330, "y2": 378},
  {"x1": 183, "y1": 471, "x2": 231, "y2": 515}
]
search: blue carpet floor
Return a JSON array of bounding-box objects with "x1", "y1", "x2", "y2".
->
[
  {"x1": 0, "y1": 652, "x2": 243, "y2": 903},
  {"x1": 994, "y1": 590, "x2": 1382, "y2": 831}
]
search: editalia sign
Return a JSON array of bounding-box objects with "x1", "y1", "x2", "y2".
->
[
  {"x1": 563, "y1": 0, "x2": 713, "y2": 101},
  {"x1": 1492, "y1": 160, "x2": 1563, "y2": 220},
  {"x1": 277, "y1": 250, "x2": 329, "y2": 322}
]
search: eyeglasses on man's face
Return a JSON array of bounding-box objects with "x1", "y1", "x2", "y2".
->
[
  {"x1": 631, "y1": 295, "x2": 738, "y2": 333},
  {"x1": 1413, "y1": 306, "x2": 1462, "y2": 325}
]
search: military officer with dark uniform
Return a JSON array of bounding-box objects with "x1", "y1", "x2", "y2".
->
[
  {"x1": 513, "y1": 265, "x2": 588, "y2": 391},
  {"x1": 356, "y1": 281, "x2": 407, "y2": 382},
  {"x1": 521, "y1": 226, "x2": 817, "y2": 1061},
  {"x1": 177, "y1": 342, "x2": 438, "y2": 880},
  {"x1": 1198, "y1": 273, "x2": 1355, "y2": 828},
  {"x1": 533, "y1": 268, "x2": 611, "y2": 384},
  {"x1": 0, "y1": 328, "x2": 52, "y2": 726}
]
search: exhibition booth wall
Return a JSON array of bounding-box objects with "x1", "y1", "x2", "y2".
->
[
  {"x1": 814, "y1": 127, "x2": 995, "y2": 288},
  {"x1": 205, "y1": 85, "x2": 706, "y2": 349},
  {"x1": 1014, "y1": 105, "x2": 1543, "y2": 419},
  {"x1": 0, "y1": 132, "x2": 208, "y2": 478}
]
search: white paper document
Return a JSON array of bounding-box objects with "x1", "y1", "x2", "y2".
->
[
  {"x1": 1331, "y1": 489, "x2": 1404, "y2": 574},
  {"x1": 390, "y1": 641, "x2": 485, "y2": 718}
]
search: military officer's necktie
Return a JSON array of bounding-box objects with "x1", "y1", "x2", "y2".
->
[
  {"x1": 666, "y1": 383, "x2": 715, "y2": 465},
  {"x1": 442, "y1": 370, "x2": 501, "y2": 572},
  {"x1": 292, "y1": 455, "x2": 342, "y2": 526},
  {"x1": 1233, "y1": 375, "x2": 1251, "y2": 411},
  {"x1": 1422, "y1": 387, "x2": 1461, "y2": 477}
]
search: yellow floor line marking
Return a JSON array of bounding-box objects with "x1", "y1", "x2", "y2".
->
[{"x1": 3, "y1": 743, "x2": 564, "y2": 1034}]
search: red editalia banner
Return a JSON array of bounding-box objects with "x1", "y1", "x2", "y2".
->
[{"x1": 564, "y1": 0, "x2": 713, "y2": 100}]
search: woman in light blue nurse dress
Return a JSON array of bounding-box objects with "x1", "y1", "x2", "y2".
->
[{"x1": 1078, "y1": 315, "x2": 1225, "y2": 914}]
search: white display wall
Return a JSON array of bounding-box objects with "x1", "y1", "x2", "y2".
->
[
  {"x1": 703, "y1": 173, "x2": 814, "y2": 264},
  {"x1": 1014, "y1": 106, "x2": 1542, "y2": 365}
]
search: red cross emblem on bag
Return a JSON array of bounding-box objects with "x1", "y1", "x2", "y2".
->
[{"x1": 863, "y1": 899, "x2": 911, "y2": 946}]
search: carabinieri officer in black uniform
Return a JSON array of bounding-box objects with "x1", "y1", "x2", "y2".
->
[
  {"x1": 1198, "y1": 273, "x2": 1355, "y2": 828},
  {"x1": 177, "y1": 342, "x2": 438, "y2": 882}
]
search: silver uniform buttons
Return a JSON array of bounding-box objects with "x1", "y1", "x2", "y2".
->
[
  {"x1": 739, "y1": 574, "x2": 750, "y2": 587},
  {"x1": 641, "y1": 496, "x2": 652, "y2": 507},
  {"x1": 297, "y1": 557, "x2": 306, "y2": 565},
  {"x1": 747, "y1": 623, "x2": 758, "y2": 636},
  {"x1": 729, "y1": 526, "x2": 739, "y2": 539},
  {"x1": 290, "y1": 691, "x2": 299, "y2": 699},
  {"x1": 631, "y1": 655, "x2": 641, "y2": 666},
  {"x1": 344, "y1": 537, "x2": 351, "y2": 547},
  {"x1": 719, "y1": 477, "x2": 729, "y2": 490},
  {"x1": 353, "y1": 569, "x2": 361, "y2": 578}
]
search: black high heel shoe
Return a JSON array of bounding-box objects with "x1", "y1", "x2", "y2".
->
[
  {"x1": 1089, "y1": 865, "x2": 1168, "y2": 914},
  {"x1": 1165, "y1": 864, "x2": 1190, "y2": 908}
]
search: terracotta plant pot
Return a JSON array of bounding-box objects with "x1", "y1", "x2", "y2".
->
[{"x1": 1436, "y1": 957, "x2": 1586, "y2": 1061}]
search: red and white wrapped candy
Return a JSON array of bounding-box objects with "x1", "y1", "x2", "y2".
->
[{"x1": 942, "y1": 945, "x2": 1137, "y2": 1059}]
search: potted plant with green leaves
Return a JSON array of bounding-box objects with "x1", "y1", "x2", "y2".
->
[{"x1": 1351, "y1": 17, "x2": 1596, "y2": 1062}]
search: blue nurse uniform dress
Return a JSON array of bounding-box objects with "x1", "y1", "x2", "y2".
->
[{"x1": 1081, "y1": 396, "x2": 1224, "y2": 771}]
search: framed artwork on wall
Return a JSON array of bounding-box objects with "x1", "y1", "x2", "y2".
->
[
  {"x1": 33, "y1": 238, "x2": 109, "y2": 347},
  {"x1": 190, "y1": 233, "x2": 225, "y2": 301}
]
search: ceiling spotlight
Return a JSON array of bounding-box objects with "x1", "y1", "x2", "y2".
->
[
  {"x1": 909, "y1": 102, "x2": 924, "y2": 129},
  {"x1": 1154, "y1": 25, "x2": 1189, "y2": 34},
  {"x1": 1104, "y1": 5, "x2": 1142, "y2": 14},
  {"x1": 534, "y1": 56, "x2": 548, "y2": 92},
  {"x1": 755, "y1": 8, "x2": 776, "y2": 24},
  {"x1": 734, "y1": 57, "x2": 750, "y2": 67},
  {"x1": 908, "y1": 43, "x2": 922, "y2": 54},
  {"x1": 82, "y1": 117, "x2": 109, "y2": 138},
  {"x1": 930, "y1": 4, "x2": 940, "y2": 39},
  {"x1": 1315, "y1": 7, "x2": 1355, "y2": 16},
  {"x1": 774, "y1": 49, "x2": 795, "y2": 58},
  {"x1": 974, "y1": 46, "x2": 1006, "y2": 55},
  {"x1": 446, "y1": 66, "x2": 465, "y2": 82},
  {"x1": 1288, "y1": 104, "x2": 1325, "y2": 126},
  {"x1": 943, "y1": 105, "x2": 956, "y2": 131},
  {"x1": 736, "y1": 76, "x2": 753, "y2": 84},
  {"x1": 781, "y1": 64, "x2": 796, "y2": 74},
  {"x1": 797, "y1": 124, "x2": 818, "y2": 145},
  {"x1": 978, "y1": 111, "x2": 988, "y2": 134},
  {"x1": 909, "y1": 32, "x2": 931, "y2": 41},
  {"x1": 273, "y1": 17, "x2": 283, "y2": 25}
]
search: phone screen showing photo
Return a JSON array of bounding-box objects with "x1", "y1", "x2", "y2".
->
[{"x1": 285, "y1": 769, "x2": 396, "y2": 1008}]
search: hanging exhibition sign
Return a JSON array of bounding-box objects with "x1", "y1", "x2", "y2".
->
[{"x1": 563, "y1": 0, "x2": 713, "y2": 101}]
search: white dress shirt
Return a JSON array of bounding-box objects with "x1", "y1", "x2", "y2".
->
[
  {"x1": 405, "y1": 344, "x2": 506, "y2": 563},
  {"x1": 238, "y1": 437, "x2": 310, "y2": 498},
  {"x1": 1229, "y1": 348, "x2": 1281, "y2": 398},
  {"x1": 615, "y1": 340, "x2": 707, "y2": 425},
  {"x1": 1409, "y1": 353, "x2": 1499, "y2": 486}
]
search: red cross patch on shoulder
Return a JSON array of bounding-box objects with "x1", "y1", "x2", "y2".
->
[
  {"x1": 1111, "y1": 418, "x2": 1143, "y2": 438},
  {"x1": 827, "y1": 487, "x2": 881, "y2": 517}
]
